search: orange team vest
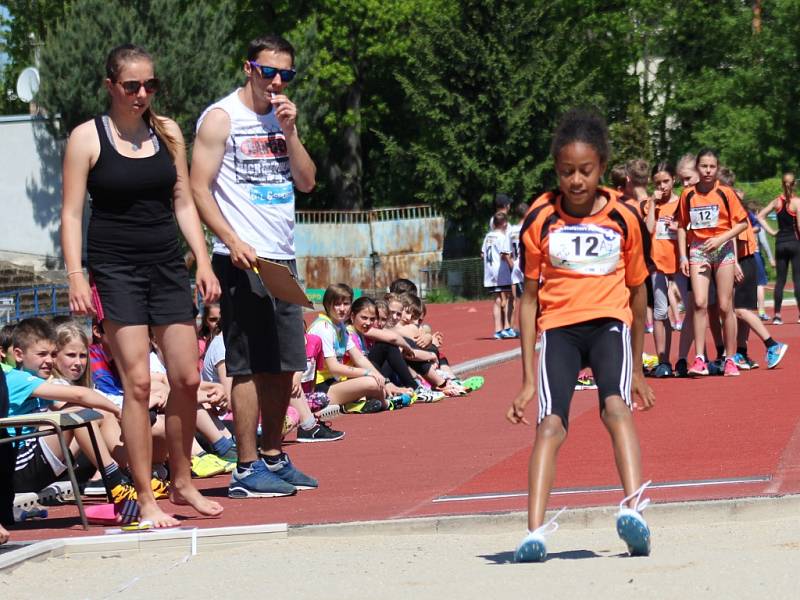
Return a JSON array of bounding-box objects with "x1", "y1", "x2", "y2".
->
[
  {"x1": 677, "y1": 181, "x2": 748, "y2": 243},
  {"x1": 519, "y1": 187, "x2": 649, "y2": 332},
  {"x1": 645, "y1": 199, "x2": 680, "y2": 275}
]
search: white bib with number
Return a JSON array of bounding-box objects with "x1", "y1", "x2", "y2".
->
[
  {"x1": 549, "y1": 224, "x2": 621, "y2": 275},
  {"x1": 689, "y1": 205, "x2": 719, "y2": 229},
  {"x1": 656, "y1": 217, "x2": 677, "y2": 240}
]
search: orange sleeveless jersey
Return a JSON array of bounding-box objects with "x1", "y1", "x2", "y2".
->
[
  {"x1": 644, "y1": 199, "x2": 680, "y2": 274},
  {"x1": 519, "y1": 187, "x2": 649, "y2": 332},
  {"x1": 677, "y1": 181, "x2": 747, "y2": 242}
]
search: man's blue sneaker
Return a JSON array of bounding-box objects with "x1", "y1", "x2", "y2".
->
[
  {"x1": 501, "y1": 328, "x2": 519, "y2": 339},
  {"x1": 616, "y1": 481, "x2": 652, "y2": 557},
  {"x1": 263, "y1": 454, "x2": 318, "y2": 490},
  {"x1": 652, "y1": 363, "x2": 672, "y2": 378},
  {"x1": 228, "y1": 460, "x2": 297, "y2": 498},
  {"x1": 514, "y1": 507, "x2": 564, "y2": 563},
  {"x1": 766, "y1": 342, "x2": 788, "y2": 369}
]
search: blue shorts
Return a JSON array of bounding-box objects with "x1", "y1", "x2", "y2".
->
[{"x1": 753, "y1": 252, "x2": 768, "y2": 286}]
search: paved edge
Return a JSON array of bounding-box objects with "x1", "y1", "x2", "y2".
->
[
  {"x1": 288, "y1": 493, "x2": 800, "y2": 538},
  {"x1": 452, "y1": 348, "x2": 520, "y2": 376},
  {"x1": 3, "y1": 494, "x2": 798, "y2": 571},
  {"x1": 0, "y1": 523, "x2": 287, "y2": 573}
]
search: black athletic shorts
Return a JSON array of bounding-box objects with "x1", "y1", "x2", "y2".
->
[
  {"x1": 213, "y1": 254, "x2": 306, "y2": 376},
  {"x1": 13, "y1": 438, "x2": 69, "y2": 494},
  {"x1": 90, "y1": 257, "x2": 196, "y2": 326},
  {"x1": 734, "y1": 254, "x2": 758, "y2": 310},
  {"x1": 537, "y1": 318, "x2": 633, "y2": 430},
  {"x1": 645, "y1": 275, "x2": 654, "y2": 309}
]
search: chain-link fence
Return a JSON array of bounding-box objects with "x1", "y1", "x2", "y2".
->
[{"x1": 420, "y1": 258, "x2": 487, "y2": 300}]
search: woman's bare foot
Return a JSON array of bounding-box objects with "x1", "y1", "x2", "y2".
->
[
  {"x1": 170, "y1": 482, "x2": 224, "y2": 517},
  {"x1": 123, "y1": 499, "x2": 179, "y2": 528}
]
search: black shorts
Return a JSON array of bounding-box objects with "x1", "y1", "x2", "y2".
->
[
  {"x1": 538, "y1": 318, "x2": 633, "y2": 430},
  {"x1": 13, "y1": 438, "x2": 69, "y2": 494},
  {"x1": 90, "y1": 257, "x2": 196, "y2": 326},
  {"x1": 213, "y1": 254, "x2": 306, "y2": 376},
  {"x1": 645, "y1": 275, "x2": 654, "y2": 309},
  {"x1": 316, "y1": 378, "x2": 336, "y2": 394},
  {"x1": 734, "y1": 254, "x2": 758, "y2": 310}
]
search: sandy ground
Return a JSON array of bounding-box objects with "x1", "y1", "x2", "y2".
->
[{"x1": 2, "y1": 504, "x2": 798, "y2": 600}]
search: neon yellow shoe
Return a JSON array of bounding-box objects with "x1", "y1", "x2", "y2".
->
[
  {"x1": 191, "y1": 452, "x2": 228, "y2": 478},
  {"x1": 151, "y1": 477, "x2": 170, "y2": 499}
]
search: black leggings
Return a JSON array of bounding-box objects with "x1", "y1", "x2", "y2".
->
[
  {"x1": 774, "y1": 240, "x2": 800, "y2": 314},
  {"x1": 367, "y1": 342, "x2": 418, "y2": 389}
]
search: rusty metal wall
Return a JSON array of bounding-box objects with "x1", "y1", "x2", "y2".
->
[{"x1": 295, "y1": 206, "x2": 444, "y2": 291}]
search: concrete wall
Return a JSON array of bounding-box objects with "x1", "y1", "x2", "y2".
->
[{"x1": 0, "y1": 115, "x2": 64, "y2": 269}]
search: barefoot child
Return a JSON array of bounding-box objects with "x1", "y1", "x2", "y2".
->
[{"x1": 507, "y1": 109, "x2": 656, "y2": 562}]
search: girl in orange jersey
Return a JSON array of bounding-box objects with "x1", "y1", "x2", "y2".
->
[
  {"x1": 676, "y1": 150, "x2": 748, "y2": 377},
  {"x1": 645, "y1": 163, "x2": 683, "y2": 376},
  {"x1": 507, "y1": 109, "x2": 655, "y2": 562}
]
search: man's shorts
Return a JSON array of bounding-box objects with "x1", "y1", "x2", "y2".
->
[
  {"x1": 689, "y1": 239, "x2": 736, "y2": 269},
  {"x1": 13, "y1": 437, "x2": 68, "y2": 494},
  {"x1": 90, "y1": 258, "x2": 196, "y2": 326},
  {"x1": 213, "y1": 254, "x2": 306, "y2": 376},
  {"x1": 734, "y1": 254, "x2": 758, "y2": 310},
  {"x1": 537, "y1": 318, "x2": 633, "y2": 430}
]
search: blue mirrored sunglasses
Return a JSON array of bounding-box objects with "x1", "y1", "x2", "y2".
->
[{"x1": 248, "y1": 61, "x2": 296, "y2": 82}]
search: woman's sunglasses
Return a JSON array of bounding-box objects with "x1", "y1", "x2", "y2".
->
[
  {"x1": 117, "y1": 78, "x2": 160, "y2": 95},
  {"x1": 248, "y1": 61, "x2": 296, "y2": 82}
]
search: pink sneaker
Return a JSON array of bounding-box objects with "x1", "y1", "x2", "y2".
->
[
  {"x1": 723, "y1": 358, "x2": 740, "y2": 377},
  {"x1": 687, "y1": 356, "x2": 708, "y2": 376}
]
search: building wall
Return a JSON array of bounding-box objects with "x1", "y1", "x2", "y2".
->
[{"x1": 0, "y1": 115, "x2": 64, "y2": 269}]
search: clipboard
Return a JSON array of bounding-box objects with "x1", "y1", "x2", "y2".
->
[{"x1": 254, "y1": 258, "x2": 314, "y2": 308}]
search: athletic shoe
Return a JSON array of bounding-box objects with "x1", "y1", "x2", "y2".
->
[
  {"x1": 501, "y1": 328, "x2": 519, "y2": 339},
  {"x1": 773, "y1": 316, "x2": 783, "y2": 325},
  {"x1": 645, "y1": 322, "x2": 654, "y2": 334},
  {"x1": 38, "y1": 480, "x2": 74, "y2": 505},
  {"x1": 493, "y1": 331, "x2": 504, "y2": 340},
  {"x1": 316, "y1": 404, "x2": 342, "y2": 420},
  {"x1": 415, "y1": 389, "x2": 445, "y2": 403},
  {"x1": 388, "y1": 393, "x2": 412, "y2": 410},
  {"x1": 263, "y1": 454, "x2": 318, "y2": 490},
  {"x1": 687, "y1": 356, "x2": 708, "y2": 376},
  {"x1": 759, "y1": 313, "x2": 770, "y2": 322},
  {"x1": 652, "y1": 363, "x2": 672, "y2": 378},
  {"x1": 673, "y1": 320, "x2": 683, "y2": 331},
  {"x1": 673, "y1": 358, "x2": 689, "y2": 378},
  {"x1": 360, "y1": 398, "x2": 385, "y2": 413},
  {"x1": 616, "y1": 481, "x2": 652, "y2": 557},
  {"x1": 111, "y1": 482, "x2": 140, "y2": 524},
  {"x1": 216, "y1": 445, "x2": 238, "y2": 465},
  {"x1": 296, "y1": 421, "x2": 345, "y2": 443},
  {"x1": 575, "y1": 375, "x2": 597, "y2": 391},
  {"x1": 745, "y1": 357, "x2": 760, "y2": 369},
  {"x1": 460, "y1": 376, "x2": 485, "y2": 392},
  {"x1": 83, "y1": 478, "x2": 106, "y2": 497},
  {"x1": 723, "y1": 358, "x2": 740, "y2": 377},
  {"x1": 766, "y1": 342, "x2": 788, "y2": 369},
  {"x1": 151, "y1": 476, "x2": 170, "y2": 499},
  {"x1": 731, "y1": 353, "x2": 751, "y2": 371},
  {"x1": 228, "y1": 460, "x2": 296, "y2": 498},
  {"x1": 708, "y1": 359, "x2": 725, "y2": 376},
  {"x1": 191, "y1": 452, "x2": 228, "y2": 478},
  {"x1": 514, "y1": 507, "x2": 565, "y2": 563}
]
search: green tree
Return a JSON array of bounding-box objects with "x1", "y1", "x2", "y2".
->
[
  {"x1": 391, "y1": 0, "x2": 638, "y2": 246},
  {"x1": 35, "y1": 0, "x2": 240, "y2": 140}
]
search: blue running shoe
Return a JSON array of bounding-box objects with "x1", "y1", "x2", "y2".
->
[
  {"x1": 264, "y1": 454, "x2": 319, "y2": 490},
  {"x1": 766, "y1": 342, "x2": 788, "y2": 369},
  {"x1": 731, "y1": 353, "x2": 751, "y2": 371},
  {"x1": 616, "y1": 481, "x2": 652, "y2": 557},
  {"x1": 228, "y1": 460, "x2": 296, "y2": 498},
  {"x1": 493, "y1": 331, "x2": 504, "y2": 340},
  {"x1": 652, "y1": 363, "x2": 673, "y2": 378},
  {"x1": 514, "y1": 507, "x2": 564, "y2": 563},
  {"x1": 501, "y1": 328, "x2": 519, "y2": 339}
]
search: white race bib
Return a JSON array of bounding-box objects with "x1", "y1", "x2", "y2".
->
[
  {"x1": 689, "y1": 205, "x2": 719, "y2": 229},
  {"x1": 549, "y1": 224, "x2": 621, "y2": 275},
  {"x1": 656, "y1": 218, "x2": 677, "y2": 240}
]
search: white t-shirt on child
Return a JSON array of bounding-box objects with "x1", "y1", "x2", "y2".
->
[
  {"x1": 202, "y1": 334, "x2": 226, "y2": 383},
  {"x1": 482, "y1": 230, "x2": 512, "y2": 287},
  {"x1": 507, "y1": 223, "x2": 524, "y2": 284}
]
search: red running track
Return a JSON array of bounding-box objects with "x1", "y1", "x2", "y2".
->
[{"x1": 9, "y1": 304, "x2": 800, "y2": 542}]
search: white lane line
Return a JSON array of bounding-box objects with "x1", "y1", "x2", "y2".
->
[{"x1": 432, "y1": 475, "x2": 771, "y2": 503}]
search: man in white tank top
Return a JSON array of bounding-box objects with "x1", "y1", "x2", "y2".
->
[{"x1": 191, "y1": 35, "x2": 318, "y2": 499}]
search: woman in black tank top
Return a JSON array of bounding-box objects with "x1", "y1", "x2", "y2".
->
[
  {"x1": 60, "y1": 45, "x2": 224, "y2": 526},
  {"x1": 758, "y1": 172, "x2": 800, "y2": 324}
]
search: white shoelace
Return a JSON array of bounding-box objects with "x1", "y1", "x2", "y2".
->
[
  {"x1": 529, "y1": 506, "x2": 566, "y2": 538},
  {"x1": 619, "y1": 480, "x2": 652, "y2": 513}
]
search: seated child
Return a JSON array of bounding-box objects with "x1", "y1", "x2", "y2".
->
[
  {"x1": 307, "y1": 283, "x2": 388, "y2": 413},
  {"x1": 9, "y1": 318, "x2": 139, "y2": 522}
]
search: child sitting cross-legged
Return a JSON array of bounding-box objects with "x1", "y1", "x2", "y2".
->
[{"x1": 8, "y1": 318, "x2": 140, "y2": 522}]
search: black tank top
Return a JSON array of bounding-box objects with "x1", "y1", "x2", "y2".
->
[
  {"x1": 776, "y1": 197, "x2": 799, "y2": 244},
  {"x1": 86, "y1": 115, "x2": 180, "y2": 265}
]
